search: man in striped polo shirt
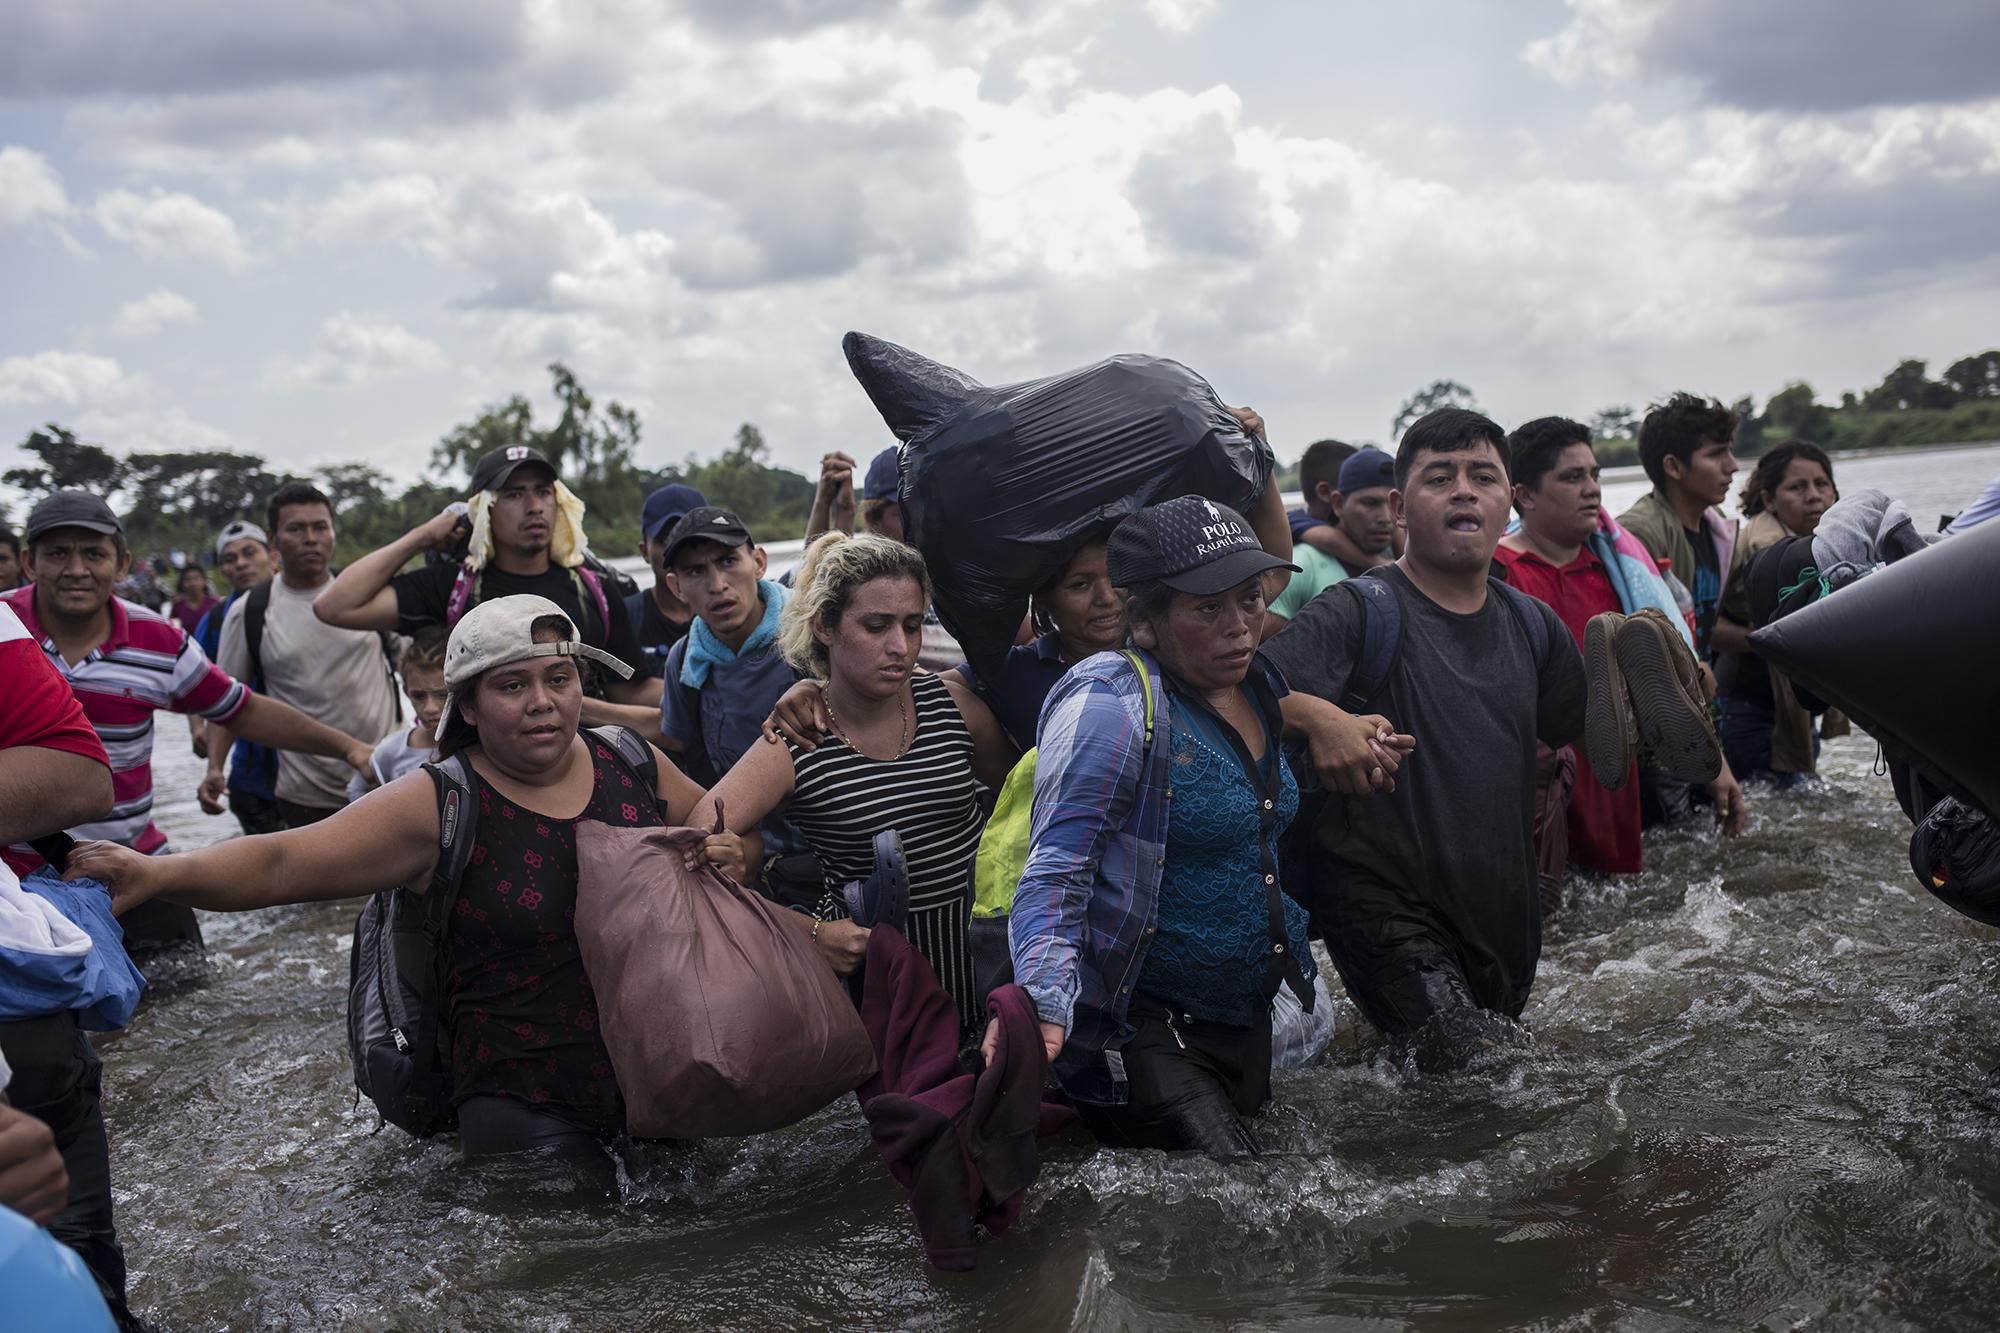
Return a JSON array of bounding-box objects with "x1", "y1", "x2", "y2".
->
[{"x1": 4, "y1": 491, "x2": 378, "y2": 963}]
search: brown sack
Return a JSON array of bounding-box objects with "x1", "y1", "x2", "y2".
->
[{"x1": 575, "y1": 819, "x2": 876, "y2": 1138}]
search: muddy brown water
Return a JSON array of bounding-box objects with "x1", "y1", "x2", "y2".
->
[{"x1": 101, "y1": 446, "x2": 2000, "y2": 1330}]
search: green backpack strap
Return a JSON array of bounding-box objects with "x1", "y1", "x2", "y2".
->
[{"x1": 972, "y1": 648, "x2": 1157, "y2": 920}]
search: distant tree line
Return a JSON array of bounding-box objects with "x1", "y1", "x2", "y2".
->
[
  {"x1": 1, "y1": 363, "x2": 823, "y2": 564},
  {"x1": 1273, "y1": 347, "x2": 2000, "y2": 485}
]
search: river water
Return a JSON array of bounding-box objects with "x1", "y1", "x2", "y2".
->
[{"x1": 104, "y1": 444, "x2": 1999, "y2": 1330}]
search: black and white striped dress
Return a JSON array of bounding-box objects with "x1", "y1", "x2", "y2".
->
[{"x1": 785, "y1": 671, "x2": 985, "y2": 1027}]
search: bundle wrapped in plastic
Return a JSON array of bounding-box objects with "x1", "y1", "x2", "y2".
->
[{"x1": 843, "y1": 332, "x2": 1273, "y2": 682}]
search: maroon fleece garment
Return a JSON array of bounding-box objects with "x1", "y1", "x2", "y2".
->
[{"x1": 854, "y1": 925, "x2": 1073, "y2": 1271}]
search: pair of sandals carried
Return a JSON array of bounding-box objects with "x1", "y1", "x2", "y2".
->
[{"x1": 1583, "y1": 607, "x2": 1724, "y2": 789}]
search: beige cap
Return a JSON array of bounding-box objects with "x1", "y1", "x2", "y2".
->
[{"x1": 440, "y1": 594, "x2": 632, "y2": 732}]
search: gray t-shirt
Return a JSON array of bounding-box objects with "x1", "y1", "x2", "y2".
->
[
  {"x1": 1260, "y1": 565, "x2": 1585, "y2": 1018},
  {"x1": 220, "y1": 577, "x2": 398, "y2": 810},
  {"x1": 346, "y1": 726, "x2": 436, "y2": 802}
]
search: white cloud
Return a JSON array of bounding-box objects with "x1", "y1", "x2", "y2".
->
[
  {"x1": 266, "y1": 312, "x2": 446, "y2": 387},
  {"x1": 0, "y1": 350, "x2": 135, "y2": 408},
  {"x1": 0, "y1": 146, "x2": 70, "y2": 225},
  {"x1": 92, "y1": 187, "x2": 249, "y2": 268},
  {"x1": 1142, "y1": 0, "x2": 1217, "y2": 34},
  {"x1": 111, "y1": 288, "x2": 200, "y2": 337}
]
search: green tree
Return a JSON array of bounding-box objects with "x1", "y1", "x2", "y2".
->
[
  {"x1": 317, "y1": 462, "x2": 392, "y2": 515},
  {"x1": 1862, "y1": 358, "x2": 1956, "y2": 412},
  {"x1": 122, "y1": 450, "x2": 291, "y2": 535},
  {"x1": 1391, "y1": 380, "x2": 1478, "y2": 439},
  {"x1": 1760, "y1": 381, "x2": 1831, "y2": 443},
  {"x1": 1731, "y1": 396, "x2": 1766, "y2": 456},
  {"x1": 1589, "y1": 405, "x2": 1637, "y2": 440},
  {"x1": 1942, "y1": 350, "x2": 2000, "y2": 400},
  {"x1": 4, "y1": 425, "x2": 127, "y2": 496}
]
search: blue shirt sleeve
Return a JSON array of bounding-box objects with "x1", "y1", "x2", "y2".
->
[{"x1": 658, "y1": 639, "x2": 698, "y2": 746}]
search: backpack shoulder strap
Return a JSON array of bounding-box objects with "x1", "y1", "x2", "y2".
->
[
  {"x1": 586, "y1": 724, "x2": 660, "y2": 791},
  {"x1": 421, "y1": 753, "x2": 478, "y2": 917},
  {"x1": 1486, "y1": 578, "x2": 1553, "y2": 669},
  {"x1": 1337, "y1": 574, "x2": 1402, "y2": 714},
  {"x1": 445, "y1": 566, "x2": 477, "y2": 630},
  {"x1": 574, "y1": 566, "x2": 610, "y2": 645},
  {"x1": 1116, "y1": 648, "x2": 1156, "y2": 746},
  {"x1": 243, "y1": 579, "x2": 274, "y2": 689}
]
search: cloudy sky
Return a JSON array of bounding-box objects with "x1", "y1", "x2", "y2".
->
[{"x1": 3, "y1": 0, "x2": 1997, "y2": 499}]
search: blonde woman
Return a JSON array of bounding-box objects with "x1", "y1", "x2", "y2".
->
[{"x1": 694, "y1": 533, "x2": 1015, "y2": 1030}]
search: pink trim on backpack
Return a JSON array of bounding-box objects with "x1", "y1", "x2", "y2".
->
[{"x1": 445, "y1": 563, "x2": 609, "y2": 640}]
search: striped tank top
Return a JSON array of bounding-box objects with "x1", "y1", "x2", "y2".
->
[{"x1": 785, "y1": 670, "x2": 984, "y2": 1026}]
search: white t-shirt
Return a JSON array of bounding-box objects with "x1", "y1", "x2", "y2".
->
[
  {"x1": 346, "y1": 726, "x2": 437, "y2": 803},
  {"x1": 219, "y1": 576, "x2": 398, "y2": 810}
]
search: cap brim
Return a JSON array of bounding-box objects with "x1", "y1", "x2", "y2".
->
[
  {"x1": 479, "y1": 459, "x2": 558, "y2": 492},
  {"x1": 29, "y1": 518, "x2": 121, "y2": 541},
  {"x1": 663, "y1": 531, "x2": 750, "y2": 563},
  {"x1": 644, "y1": 512, "x2": 692, "y2": 542},
  {"x1": 1159, "y1": 547, "x2": 1299, "y2": 596}
]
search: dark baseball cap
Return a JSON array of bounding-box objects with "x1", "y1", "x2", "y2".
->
[
  {"x1": 1106, "y1": 496, "x2": 1298, "y2": 595},
  {"x1": 469, "y1": 445, "x2": 558, "y2": 495},
  {"x1": 662, "y1": 506, "x2": 754, "y2": 566},
  {"x1": 1337, "y1": 447, "x2": 1396, "y2": 494},
  {"x1": 863, "y1": 446, "x2": 901, "y2": 502},
  {"x1": 641, "y1": 483, "x2": 707, "y2": 542},
  {"x1": 25, "y1": 490, "x2": 123, "y2": 543}
]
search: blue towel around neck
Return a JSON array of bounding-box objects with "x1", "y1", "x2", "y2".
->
[{"x1": 681, "y1": 579, "x2": 787, "y2": 689}]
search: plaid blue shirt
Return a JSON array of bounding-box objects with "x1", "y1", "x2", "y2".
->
[{"x1": 1010, "y1": 646, "x2": 1289, "y2": 1105}]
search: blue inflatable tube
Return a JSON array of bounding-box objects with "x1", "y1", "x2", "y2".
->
[{"x1": 0, "y1": 1203, "x2": 117, "y2": 1331}]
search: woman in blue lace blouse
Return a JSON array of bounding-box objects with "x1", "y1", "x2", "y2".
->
[{"x1": 1009, "y1": 496, "x2": 1322, "y2": 1156}]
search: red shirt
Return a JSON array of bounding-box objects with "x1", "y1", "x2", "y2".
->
[
  {"x1": 1493, "y1": 542, "x2": 1641, "y2": 874},
  {"x1": 1, "y1": 602, "x2": 114, "y2": 875},
  {"x1": 2, "y1": 586, "x2": 247, "y2": 870}
]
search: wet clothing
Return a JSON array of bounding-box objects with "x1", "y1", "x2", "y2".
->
[
  {"x1": 444, "y1": 739, "x2": 663, "y2": 1139},
  {"x1": 391, "y1": 561, "x2": 643, "y2": 684},
  {"x1": 1071, "y1": 997, "x2": 1271, "y2": 1156},
  {"x1": 456, "y1": 1095, "x2": 612, "y2": 1172},
  {"x1": 853, "y1": 927, "x2": 1072, "y2": 1270},
  {"x1": 1011, "y1": 648, "x2": 1307, "y2": 1107},
  {"x1": 0, "y1": 1013, "x2": 132, "y2": 1328},
  {"x1": 953, "y1": 632, "x2": 1071, "y2": 751},
  {"x1": 786, "y1": 671, "x2": 986, "y2": 1028},
  {"x1": 1138, "y1": 687, "x2": 1309, "y2": 1027},
  {"x1": 1493, "y1": 543, "x2": 1641, "y2": 874},
  {"x1": 1261, "y1": 566, "x2": 1585, "y2": 1038},
  {"x1": 227, "y1": 788, "x2": 284, "y2": 837},
  {"x1": 624, "y1": 588, "x2": 693, "y2": 682}
]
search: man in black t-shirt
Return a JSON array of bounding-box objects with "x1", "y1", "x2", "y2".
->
[
  {"x1": 1265, "y1": 408, "x2": 1585, "y2": 1050},
  {"x1": 314, "y1": 445, "x2": 663, "y2": 741}
]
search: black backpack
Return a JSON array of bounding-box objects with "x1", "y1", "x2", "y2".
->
[
  {"x1": 242, "y1": 576, "x2": 403, "y2": 724},
  {"x1": 346, "y1": 724, "x2": 658, "y2": 1136}
]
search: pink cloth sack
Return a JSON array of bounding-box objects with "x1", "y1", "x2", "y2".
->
[{"x1": 575, "y1": 819, "x2": 876, "y2": 1138}]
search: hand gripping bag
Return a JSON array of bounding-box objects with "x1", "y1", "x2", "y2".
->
[
  {"x1": 843, "y1": 331, "x2": 1274, "y2": 682},
  {"x1": 575, "y1": 818, "x2": 876, "y2": 1138}
]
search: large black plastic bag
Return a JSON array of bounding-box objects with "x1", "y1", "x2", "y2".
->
[
  {"x1": 1748, "y1": 517, "x2": 2000, "y2": 822},
  {"x1": 843, "y1": 331, "x2": 1273, "y2": 682},
  {"x1": 1910, "y1": 797, "x2": 2000, "y2": 928}
]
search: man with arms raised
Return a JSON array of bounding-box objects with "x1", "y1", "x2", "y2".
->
[
  {"x1": 316, "y1": 445, "x2": 662, "y2": 740},
  {"x1": 1263, "y1": 410, "x2": 1586, "y2": 1056}
]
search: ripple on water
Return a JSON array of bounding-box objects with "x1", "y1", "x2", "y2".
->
[{"x1": 98, "y1": 726, "x2": 2000, "y2": 1329}]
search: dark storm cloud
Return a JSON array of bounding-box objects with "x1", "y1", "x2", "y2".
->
[
  {"x1": 0, "y1": 1, "x2": 526, "y2": 99},
  {"x1": 1640, "y1": 0, "x2": 2000, "y2": 113}
]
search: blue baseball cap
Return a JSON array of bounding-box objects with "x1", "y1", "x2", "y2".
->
[
  {"x1": 863, "y1": 447, "x2": 901, "y2": 502},
  {"x1": 641, "y1": 483, "x2": 707, "y2": 542},
  {"x1": 1338, "y1": 447, "x2": 1396, "y2": 494}
]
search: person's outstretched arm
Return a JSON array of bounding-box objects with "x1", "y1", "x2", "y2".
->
[
  {"x1": 65, "y1": 773, "x2": 440, "y2": 915},
  {"x1": 315, "y1": 510, "x2": 461, "y2": 631}
]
